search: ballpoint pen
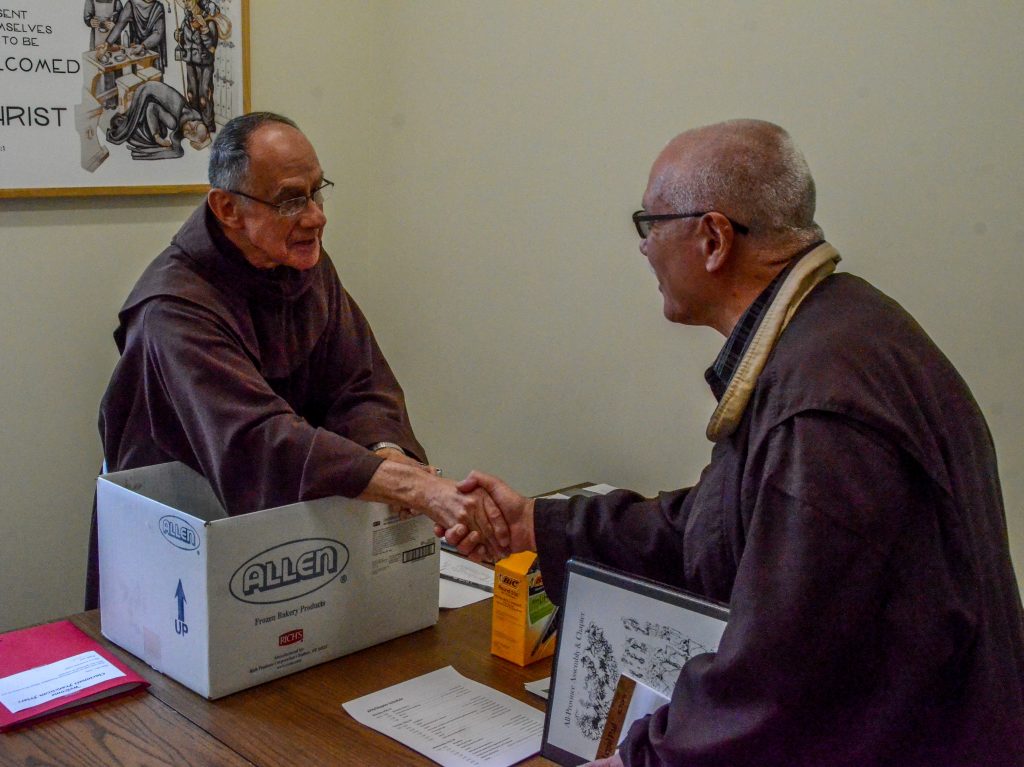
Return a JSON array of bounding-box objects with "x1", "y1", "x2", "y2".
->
[
  {"x1": 530, "y1": 605, "x2": 560, "y2": 656},
  {"x1": 439, "y1": 573, "x2": 493, "y2": 593}
]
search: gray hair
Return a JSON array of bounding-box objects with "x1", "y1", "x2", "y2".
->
[
  {"x1": 208, "y1": 111, "x2": 299, "y2": 192},
  {"x1": 665, "y1": 119, "x2": 824, "y2": 244}
]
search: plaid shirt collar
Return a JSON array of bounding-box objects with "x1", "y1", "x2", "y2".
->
[{"x1": 704, "y1": 242, "x2": 822, "y2": 401}]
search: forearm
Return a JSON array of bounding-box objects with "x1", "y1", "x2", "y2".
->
[
  {"x1": 359, "y1": 458, "x2": 442, "y2": 510},
  {"x1": 534, "y1": 488, "x2": 690, "y2": 606},
  {"x1": 365, "y1": 461, "x2": 510, "y2": 559}
]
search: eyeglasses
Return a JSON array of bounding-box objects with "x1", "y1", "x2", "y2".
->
[
  {"x1": 226, "y1": 179, "x2": 334, "y2": 217},
  {"x1": 632, "y1": 209, "x2": 749, "y2": 239}
]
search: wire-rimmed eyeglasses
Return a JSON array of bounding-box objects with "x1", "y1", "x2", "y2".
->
[{"x1": 226, "y1": 179, "x2": 334, "y2": 217}]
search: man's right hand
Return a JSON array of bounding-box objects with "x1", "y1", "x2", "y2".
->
[
  {"x1": 360, "y1": 460, "x2": 511, "y2": 561},
  {"x1": 425, "y1": 480, "x2": 510, "y2": 561},
  {"x1": 454, "y1": 471, "x2": 537, "y2": 554}
]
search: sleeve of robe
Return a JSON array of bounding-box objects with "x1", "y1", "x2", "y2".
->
[
  {"x1": 130, "y1": 296, "x2": 395, "y2": 513},
  {"x1": 534, "y1": 411, "x2": 933, "y2": 766},
  {"x1": 314, "y1": 286, "x2": 425, "y2": 463}
]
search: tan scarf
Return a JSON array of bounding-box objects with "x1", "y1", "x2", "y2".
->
[{"x1": 706, "y1": 242, "x2": 841, "y2": 442}]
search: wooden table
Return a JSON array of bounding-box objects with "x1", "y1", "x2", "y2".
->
[{"x1": 1, "y1": 601, "x2": 556, "y2": 766}]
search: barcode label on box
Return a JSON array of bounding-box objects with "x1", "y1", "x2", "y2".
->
[{"x1": 402, "y1": 543, "x2": 436, "y2": 563}]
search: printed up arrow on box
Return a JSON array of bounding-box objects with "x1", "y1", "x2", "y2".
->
[{"x1": 175, "y1": 579, "x2": 187, "y2": 623}]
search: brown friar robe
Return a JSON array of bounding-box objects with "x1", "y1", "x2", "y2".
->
[
  {"x1": 535, "y1": 266, "x2": 1024, "y2": 766},
  {"x1": 87, "y1": 203, "x2": 424, "y2": 608}
]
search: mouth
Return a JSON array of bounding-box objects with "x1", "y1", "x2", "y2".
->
[
  {"x1": 290, "y1": 236, "x2": 320, "y2": 253},
  {"x1": 286, "y1": 235, "x2": 322, "y2": 268}
]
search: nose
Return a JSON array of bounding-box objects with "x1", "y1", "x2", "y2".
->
[
  {"x1": 300, "y1": 197, "x2": 327, "y2": 228},
  {"x1": 639, "y1": 236, "x2": 648, "y2": 257}
]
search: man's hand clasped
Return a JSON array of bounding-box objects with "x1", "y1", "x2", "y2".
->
[
  {"x1": 366, "y1": 454, "x2": 513, "y2": 562},
  {"x1": 427, "y1": 476, "x2": 512, "y2": 562},
  {"x1": 441, "y1": 470, "x2": 536, "y2": 562}
]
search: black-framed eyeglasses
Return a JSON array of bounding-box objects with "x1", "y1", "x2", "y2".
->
[
  {"x1": 226, "y1": 179, "x2": 334, "y2": 217},
  {"x1": 632, "y1": 209, "x2": 749, "y2": 239}
]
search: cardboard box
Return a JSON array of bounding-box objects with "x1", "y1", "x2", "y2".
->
[
  {"x1": 97, "y1": 461, "x2": 439, "y2": 699},
  {"x1": 490, "y1": 552, "x2": 557, "y2": 666}
]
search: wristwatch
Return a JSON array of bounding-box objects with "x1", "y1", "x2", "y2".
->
[{"x1": 369, "y1": 441, "x2": 406, "y2": 455}]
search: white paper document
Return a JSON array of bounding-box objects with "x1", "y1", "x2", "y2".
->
[
  {"x1": 343, "y1": 665, "x2": 544, "y2": 767},
  {"x1": 524, "y1": 676, "x2": 550, "y2": 700},
  {"x1": 0, "y1": 651, "x2": 125, "y2": 714},
  {"x1": 439, "y1": 551, "x2": 494, "y2": 609},
  {"x1": 440, "y1": 578, "x2": 493, "y2": 609}
]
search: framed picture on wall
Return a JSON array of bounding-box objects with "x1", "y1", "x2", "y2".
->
[{"x1": 0, "y1": 0, "x2": 250, "y2": 198}]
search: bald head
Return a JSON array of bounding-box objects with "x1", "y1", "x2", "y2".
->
[
  {"x1": 208, "y1": 111, "x2": 301, "y2": 193},
  {"x1": 649, "y1": 119, "x2": 823, "y2": 248}
]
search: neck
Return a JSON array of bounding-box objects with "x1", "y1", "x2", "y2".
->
[
  {"x1": 716, "y1": 283, "x2": 770, "y2": 336},
  {"x1": 715, "y1": 242, "x2": 814, "y2": 335}
]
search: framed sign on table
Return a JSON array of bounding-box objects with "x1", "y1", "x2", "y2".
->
[
  {"x1": 0, "y1": 0, "x2": 250, "y2": 198},
  {"x1": 541, "y1": 559, "x2": 730, "y2": 766}
]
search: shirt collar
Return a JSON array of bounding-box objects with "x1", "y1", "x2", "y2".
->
[{"x1": 704, "y1": 241, "x2": 823, "y2": 400}]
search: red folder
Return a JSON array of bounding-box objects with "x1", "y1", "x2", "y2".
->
[{"x1": 0, "y1": 619, "x2": 149, "y2": 732}]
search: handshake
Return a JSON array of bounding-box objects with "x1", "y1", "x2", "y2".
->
[
  {"x1": 433, "y1": 470, "x2": 538, "y2": 563},
  {"x1": 363, "y1": 449, "x2": 537, "y2": 563}
]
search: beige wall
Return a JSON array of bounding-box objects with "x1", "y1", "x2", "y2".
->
[{"x1": 2, "y1": 1, "x2": 1022, "y2": 632}]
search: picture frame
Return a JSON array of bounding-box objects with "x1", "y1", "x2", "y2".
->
[
  {"x1": 541, "y1": 559, "x2": 729, "y2": 766},
  {"x1": 0, "y1": 0, "x2": 250, "y2": 198}
]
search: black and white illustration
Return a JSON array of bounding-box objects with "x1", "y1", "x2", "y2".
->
[
  {"x1": 620, "y1": 617, "x2": 716, "y2": 698},
  {"x1": 79, "y1": 0, "x2": 237, "y2": 169},
  {"x1": 1, "y1": 0, "x2": 248, "y2": 196},
  {"x1": 574, "y1": 621, "x2": 619, "y2": 741},
  {"x1": 543, "y1": 561, "x2": 729, "y2": 765}
]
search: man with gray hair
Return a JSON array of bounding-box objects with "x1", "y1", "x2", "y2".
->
[
  {"x1": 458, "y1": 119, "x2": 1024, "y2": 764},
  {"x1": 88, "y1": 111, "x2": 504, "y2": 607}
]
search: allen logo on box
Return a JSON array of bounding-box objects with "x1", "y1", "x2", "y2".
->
[
  {"x1": 97, "y1": 461, "x2": 439, "y2": 699},
  {"x1": 160, "y1": 516, "x2": 199, "y2": 550},
  {"x1": 230, "y1": 538, "x2": 349, "y2": 602}
]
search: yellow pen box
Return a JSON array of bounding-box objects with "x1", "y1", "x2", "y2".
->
[{"x1": 490, "y1": 551, "x2": 558, "y2": 666}]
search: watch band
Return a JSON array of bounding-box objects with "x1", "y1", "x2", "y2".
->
[{"x1": 369, "y1": 441, "x2": 406, "y2": 455}]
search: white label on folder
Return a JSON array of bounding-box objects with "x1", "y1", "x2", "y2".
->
[{"x1": 0, "y1": 651, "x2": 125, "y2": 713}]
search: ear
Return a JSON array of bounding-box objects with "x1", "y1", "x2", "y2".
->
[
  {"x1": 207, "y1": 188, "x2": 244, "y2": 231},
  {"x1": 700, "y1": 212, "x2": 737, "y2": 273}
]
